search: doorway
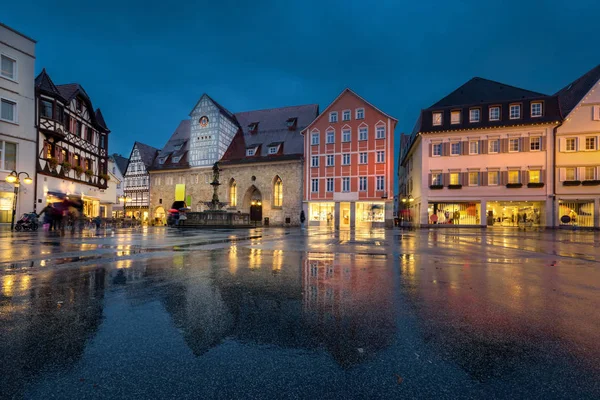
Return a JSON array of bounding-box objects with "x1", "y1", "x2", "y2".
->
[
  {"x1": 340, "y1": 202, "x2": 351, "y2": 228},
  {"x1": 243, "y1": 185, "x2": 262, "y2": 224}
]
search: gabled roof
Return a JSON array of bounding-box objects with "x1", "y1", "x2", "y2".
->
[
  {"x1": 56, "y1": 83, "x2": 91, "y2": 103},
  {"x1": 189, "y1": 94, "x2": 240, "y2": 128},
  {"x1": 132, "y1": 141, "x2": 160, "y2": 169},
  {"x1": 220, "y1": 104, "x2": 318, "y2": 164},
  {"x1": 554, "y1": 64, "x2": 600, "y2": 117},
  {"x1": 111, "y1": 154, "x2": 129, "y2": 175},
  {"x1": 302, "y1": 88, "x2": 397, "y2": 134},
  {"x1": 95, "y1": 109, "x2": 109, "y2": 132},
  {"x1": 34, "y1": 68, "x2": 63, "y2": 99},
  {"x1": 150, "y1": 120, "x2": 192, "y2": 171},
  {"x1": 429, "y1": 77, "x2": 546, "y2": 109}
]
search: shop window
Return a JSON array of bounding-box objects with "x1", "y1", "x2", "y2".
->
[
  {"x1": 487, "y1": 201, "x2": 544, "y2": 227},
  {"x1": 558, "y1": 201, "x2": 594, "y2": 227},
  {"x1": 429, "y1": 202, "x2": 480, "y2": 225},
  {"x1": 356, "y1": 202, "x2": 385, "y2": 223},
  {"x1": 309, "y1": 202, "x2": 334, "y2": 222}
]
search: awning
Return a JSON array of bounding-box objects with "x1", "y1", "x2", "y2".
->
[{"x1": 47, "y1": 191, "x2": 67, "y2": 199}]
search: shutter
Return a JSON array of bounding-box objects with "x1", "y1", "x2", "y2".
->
[
  {"x1": 541, "y1": 136, "x2": 547, "y2": 151},
  {"x1": 428, "y1": 173, "x2": 432, "y2": 186},
  {"x1": 593, "y1": 105, "x2": 600, "y2": 121},
  {"x1": 523, "y1": 137, "x2": 530, "y2": 152},
  {"x1": 558, "y1": 137, "x2": 563, "y2": 152},
  {"x1": 559, "y1": 168, "x2": 566, "y2": 182},
  {"x1": 462, "y1": 141, "x2": 468, "y2": 155},
  {"x1": 42, "y1": 142, "x2": 48, "y2": 159},
  {"x1": 579, "y1": 167, "x2": 586, "y2": 181},
  {"x1": 541, "y1": 169, "x2": 546, "y2": 183},
  {"x1": 501, "y1": 171, "x2": 508, "y2": 185},
  {"x1": 57, "y1": 147, "x2": 63, "y2": 163},
  {"x1": 53, "y1": 146, "x2": 60, "y2": 159},
  {"x1": 481, "y1": 140, "x2": 488, "y2": 154},
  {"x1": 522, "y1": 170, "x2": 528, "y2": 185},
  {"x1": 480, "y1": 171, "x2": 487, "y2": 186},
  {"x1": 462, "y1": 172, "x2": 468, "y2": 186},
  {"x1": 429, "y1": 143, "x2": 433, "y2": 157},
  {"x1": 69, "y1": 152, "x2": 74, "y2": 165},
  {"x1": 443, "y1": 173, "x2": 449, "y2": 186},
  {"x1": 501, "y1": 138, "x2": 508, "y2": 153}
]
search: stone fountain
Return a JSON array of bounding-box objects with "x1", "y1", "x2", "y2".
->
[{"x1": 180, "y1": 162, "x2": 251, "y2": 228}]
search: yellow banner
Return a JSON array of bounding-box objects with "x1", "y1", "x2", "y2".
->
[{"x1": 175, "y1": 184, "x2": 186, "y2": 201}]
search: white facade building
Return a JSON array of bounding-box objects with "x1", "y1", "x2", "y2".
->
[{"x1": 0, "y1": 23, "x2": 36, "y2": 223}]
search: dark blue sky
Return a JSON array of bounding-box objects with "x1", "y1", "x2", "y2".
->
[{"x1": 4, "y1": 0, "x2": 600, "y2": 160}]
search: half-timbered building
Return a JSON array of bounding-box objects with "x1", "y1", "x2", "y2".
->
[
  {"x1": 34, "y1": 69, "x2": 110, "y2": 216},
  {"x1": 123, "y1": 141, "x2": 159, "y2": 222}
]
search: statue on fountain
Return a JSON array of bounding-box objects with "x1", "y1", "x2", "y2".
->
[{"x1": 205, "y1": 162, "x2": 227, "y2": 211}]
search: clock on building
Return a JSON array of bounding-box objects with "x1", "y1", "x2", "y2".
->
[{"x1": 199, "y1": 116, "x2": 209, "y2": 127}]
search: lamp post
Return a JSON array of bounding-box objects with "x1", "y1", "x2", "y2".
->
[
  {"x1": 5, "y1": 171, "x2": 33, "y2": 231},
  {"x1": 400, "y1": 194, "x2": 414, "y2": 227},
  {"x1": 118, "y1": 195, "x2": 130, "y2": 218}
]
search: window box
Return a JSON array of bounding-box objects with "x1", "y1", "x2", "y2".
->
[
  {"x1": 506, "y1": 183, "x2": 523, "y2": 188},
  {"x1": 562, "y1": 180, "x2": 581, "y2": 186},
  {"x1": 527, "y1": 182, "x2": 544, "y2": 188},
  {"x1": 429, "y1": 184, "x2": 444, "y2": 190},
  {"x1": 448, "y1": 184, "x2": 462, "y2": 189},
  {"x1": 581, "y1": 180, "x2": 600, "y2": 186}
]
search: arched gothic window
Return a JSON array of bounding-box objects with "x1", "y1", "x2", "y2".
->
[
  {"x1": 229, "y1": 179, "x2": 237, "y2": 207},
  {"x1": 273, "y1": 176, "x2": 283, "y2": 207}
]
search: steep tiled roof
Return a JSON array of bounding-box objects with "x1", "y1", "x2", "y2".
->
[
  {"x1": 430, "y1": 77, "x2": 546, "y2": 108},
  {"x1": 95, "y1": 109, "x2": 109, "y2": 131},
  {"x1": 554, "y1": 64, "x2": 600, "y2": 117},
  {"x1": 56, "y1": 83, "x2": 90, "y2": 102},
  {"x1": 133, "y1": 141, "x2": 160, "y2": 169},
  {"x1": 150, "y1": 120, "x2": 191, "y2": 170},
  {"x1": 221, "y1": 104, "x2": 319, "y2": 164},
  {"x1": 34, "y1": 69, "x2": 62, "y2": 98},
  {"x1": 111, "y1": 154, "x2": 129, "y2": 175}
]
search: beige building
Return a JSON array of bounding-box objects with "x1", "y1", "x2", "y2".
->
[
  {"x1": 149, "y1": 95, "x2": 318, "y2": 226},
  {"x1": 0, "y1": 23, "x2": 36, "y2": 223},
  {"x1": 554, "y1": 64, "x2": 600, "y2": 229}
]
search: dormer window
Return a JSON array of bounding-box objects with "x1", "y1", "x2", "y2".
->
[
  {"x1": 246, "y1": 146, "x2": 258, "y2": 156},
  {"x1": 489, "y1": 106, "x2": 500, "y2": 121},
  {"x1": 531, "y1": 102, "x2": 543, "y2": 117},
  {"x1": 329, "y1": 112, "x2": 338, "y2": 123},
  {"x1": 510, "y1": 104, "x2": 521, "y2": 119},
  {"x1": 268, "y1": 146, "x2": 278, "y2": 154},
  {"x1": 248, "y1": 122, "x2": 259, "y2": 133},
  {"x1": 432, "y1": 112, "x2": 442, "y2": 126},
  {"x1": 469, "y1": 108, "x2": 480, "y2": 123},
  {"x1": 173, "y1": 144, "x2": 183, "y2": 151},
  {"x1": 451, "y1": 110, "x2": 461, "y2": 124},
  {"x1": 158, "y1": 157, "x2": 166, "y2": 164},
  {"x1": 172, "y1": 156, "x2": 181, "y2": 163},
  {"x1": 286, "y1": 117, "x2": 297, "y2": 130}
]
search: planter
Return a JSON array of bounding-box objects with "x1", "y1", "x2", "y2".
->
[
  {"x1": 429, "y1": 184, "x2": 444, "y2": 190},
  {"x1": 48, "y1": 157, "x2": 58, "y2": 170},
  {"x1": 582, "y1": 180, "x2": 600, "y2": 186},
  {"x1": 506, "y1": 183, "x2": 523, "y2": 188},
  {"x1": 527, "y1": 182, "x2": 545, "y2": 188},
  {"x1": 448, "y1": 184, "x2": 462, "y2": 190},
  {"x1": 84, "y1": 169, "x2": 94, "y2": 179},
  {"x1": 563, "y1": 180, "x2": 581, "y2": 186},
  {"x1": 99, "y1": 173, "x2": 110, "y2": 182},
  {"x1": 73, "y1": 166, "x2": 83, "y2": 177},
  {"x1": 61, "y1": 162, "x2": 72, "y2": 174}
]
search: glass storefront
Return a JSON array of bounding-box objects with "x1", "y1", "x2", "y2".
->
[
  {"x1": 0, "y1": 191, "x2": 14, "y2": 223},
  {"x1": 309, "y1": 202, "x2": 335, "y2": 224},
  {"x1": 558, "y1": 201, "x2": 594, "y2": 227},
  {"x1": 486, "y1": 201, "x2": 544, "y2": 227},
  {"x1": 356, "y1": 202, "x2": 385, "y2": 225},
  {"x1": 428, "y1": 202, "x2": 481, "y2": 225}
]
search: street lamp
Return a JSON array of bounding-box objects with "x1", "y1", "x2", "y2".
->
[
  {"x1": 5, "y1": 171, "x2": 33, "y2": 231},
  {"x1": 118, "y1": 195, "x2": 130, "y2": 218},
  {"x1": 400, "y1": 194, "x2": 414, "y2": 227}
]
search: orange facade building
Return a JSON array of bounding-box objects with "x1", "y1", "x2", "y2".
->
[{"x1": 302, "y1": 89, "x2": 397, "y2": 228}]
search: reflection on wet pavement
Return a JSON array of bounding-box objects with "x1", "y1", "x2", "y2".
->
[{"x1": 0, "y1": 227, "x2": 599, "y2": 399}]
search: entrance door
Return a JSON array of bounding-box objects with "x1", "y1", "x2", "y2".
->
[
  {"x1": 250, "y1": 203, "x2": 262, "y2": 222},
  {"x1": 340, "y1": 202, "x2": 350, "y2": 228}
]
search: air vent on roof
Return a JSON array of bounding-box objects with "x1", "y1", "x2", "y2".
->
[
  {"x1": 248, "y1": 122, "x2": 259, "y2": 134},
  {"x1": 286, "y1": 117, "x2": 298, "y2": 130}
]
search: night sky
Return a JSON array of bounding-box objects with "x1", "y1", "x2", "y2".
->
[{"x1": 3, "y1": 0, "x2": 600, "y2": 161}]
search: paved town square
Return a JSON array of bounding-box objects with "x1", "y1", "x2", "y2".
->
[{"x1": 1, "y1": 226, "x2": 599, "y2": 399}]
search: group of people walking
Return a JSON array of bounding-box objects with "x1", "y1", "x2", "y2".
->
[{"x1": 37, "y1": 198, "x2": 97, "y2": 232}]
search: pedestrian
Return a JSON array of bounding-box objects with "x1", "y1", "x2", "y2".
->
[
  {"x1": 93, "y1": 215, "x2": 102, "y2": 231},
  {"x1": 300, "y1": 210, "x2": 306, "y2": 230},
  {"x1": 38, "y1": 204, "x2": 55, "y2": 231}
]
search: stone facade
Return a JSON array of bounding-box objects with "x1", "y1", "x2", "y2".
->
[{"x1": 149, "y1": 160, "x2": 303, "y2": 226}]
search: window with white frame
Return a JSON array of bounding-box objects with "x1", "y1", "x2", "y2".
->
[
  {"x1": 376, "y1": 126, "x2": 385, "y2": 139},
  {"x1": 489, "y1": 139, "x2": 499, "y2": 153},
  {"x1": 311, "y1": 156, "x2": 319, "y2": 167},
  {"x1": 449, "y1": 172, "x2": 460, "y2": 185},
  {"x1": 342, "y1": 177, "x2": 350, "y2": 192},
  {"x1": 488, "y1": 171, "x2": 499, "y2": 185},
  {"x1": 356, "y1": 108, "x2": 365, "y2": 119},
  {"x1": 359, "y1": 176, "x2": 367, "y2": 191},
  {"x1": 469, "y1": 109, "x2": 480, "y2": 123},
  {"x1": 376, "y1": 151, "x2": 385, "y2": 163},
  {"x1": 326, "y1": 131, "x2": 335, "y2": 144},
  {"x1": 342, "y1": 110, "x2": 351, "y2": 121},
  {"x1": 451, "y1": 111, "x2": 461, "y2": 124},
  {"x1": 432, "y1": 143, "x2": 442, "y2": 156},
  {"x1": 1, "y1": 98, "x2": 17, "y2": 122},
  {"x1": 489, "y1": 106, "x2": 500, "y2": 121},
  {"x1": 311, "y1": 132, "x2": 319, "y2": 145},
  {"x1": 359, "y1": 152, "x2": 368, "y2": 164},
  {"x1": 509, "y1": 138, "x2": 520, "y2": 152},
  {"x1": 311, "y1": 178, "x2": 319, "y2": 192},
  {"x1": 342, "y1": 154, "x2": 350, "y2": 165},
  {"x1": 268, "y1": 146, "x2": 278, "y2": 154},
  {"x1": 565, "y1": 138, "x2": 576, "y2": 151},
  {"x1": 530, "y1": 137, "x2": 541, "y2": 151},
  {"x1": 531, "y1": 102, "x2": 542, "y2": 117},
  {"x1": 585, "y1": 166, "x2": 596, "y2": 180},
  {"x1": 1, "y1": 55, "x2": 16, "y2": 81},
  {"x1": 450, "y1": 142, "x2": 460, "y2": 156},
  {"x1": 529, "y1": 170, "x2": 541, "y2": 183},
  {"x1": 0, "y1": 140, "x2": 17, "y2": 171},
  {"x1": 326, "y1": 154, "x2": 334, "y2": 166},
  {"x1": 508, "y1": 170, "x2": 520, "y2": 184},
  {"x1": 469, "y1": 141, "x2": 479, "y2": 154},
  {"x1": 376, "y1": 176, "x2": 384, "y2": 191},
  {"x1": 585, "y1": 137, "x2": 596, "y2": 150},
  {"x1": 342, "y1": 129, "x2": 351, "y2": 142},
  {"x1": 246, "y1": 148, "x2": 256, "y2": 156},
  {"x1": 326, "y1": 178, "x2": 334, "y2": 192},
  {"x1": 432, "y1": 172, "x2": 442, "y2": 186},
  {"x1": 433, "y1": 112, "x2": 442, "y2": 126},
  {"x1": 565, "y1": 167, "x2": 576, "y2": 181},
  {"x1": 510, "y1": 104, "x2": 521, "y2": 119},
  {"x1": 329, "y1": 112, "x2": 338, "y2": 123},
  {"x1": 359, "y1": 127, "x2": 368, "y2": 141},
  {"x1": 468, "y1": 172, "x2": 479, "y2": 186}
]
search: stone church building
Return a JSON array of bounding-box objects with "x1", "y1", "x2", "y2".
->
[{"x1": 148, "y1": 94, "x2": 318, "y2": 226}]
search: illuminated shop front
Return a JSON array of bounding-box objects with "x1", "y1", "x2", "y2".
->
[
  {"x1": 486, "y1": 201, "x2": 545, "y2": 227},
  {"x1": 558, "y1": 200, "x2": 595, "y2": 228},
  {"x1": 427, "y1": 202, "x2": 481, "y2": 225},
  {"x1": 0, "y1": 190, "x2": 13, "y2": 223},
  {"x1": 355, "y1": 202, "x2": 385, "y2": 227},
  {"x1": 309, "y1": 202, "x2": 335, "y2": 225}
]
